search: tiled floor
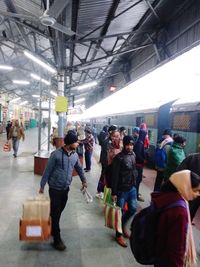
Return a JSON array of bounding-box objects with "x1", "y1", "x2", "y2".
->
[{"x1": 0, "y1": 128, "x2": 199, "y2": 266}]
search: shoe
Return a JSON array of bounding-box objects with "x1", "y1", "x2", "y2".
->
[
  {"x1": 85, "y1": 169, "x2": 91, "y2": 172},
  {"x1": 123, "y1": 228, "x2": 130, "y2": 238},
  {"x1": 116, "y1": 236, "x2": 127, "y2": 247},
  {"x1": 95, "y1": 192, "x2": 104, "y2": 199},
  {"x1": 137, "y1": 196, "x2": 145, "y2": 202},
  {"x1": 84, "y1": 168, "x2": 87, "y2": 170},
  {"x1": 13, "y1": 154, "x2": 17, "y2": 158},
  {"x1": 52, "y1": 240, "x2": 66, "y2": 251}
]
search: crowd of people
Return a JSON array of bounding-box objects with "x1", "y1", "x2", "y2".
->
[{"x1": 36, "y1": 120, "x2": 200, "y2": 267}]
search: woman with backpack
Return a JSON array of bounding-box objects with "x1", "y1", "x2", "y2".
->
[{"x1": 152, "y1": 170, "x2": 200, "y2": 267}]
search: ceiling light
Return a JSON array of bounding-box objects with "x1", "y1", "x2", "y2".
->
[
  {"x1": 9, "y1": 97, "x2": 21, "y2": 103},
  {"x1": 13, "y1": 80, "x2": 30, "y2": 85},
  {"x1": 24, "y1": 51, "x2": 57, "y2": 74},
  {"x1": 32, "y1": 95, "x2": 40, "y2": 98},
  {"x1": 74, "y1": 97, "x2": 85, "y2": 103},
  {"x1": 19, "y1": 101, "x2": 28, "y2": 106},
  {"x1": 30, "y1": 73, "x2": 40, "y2": 80},
  {"x1": 0, "y1": 65, "x2": 13, "y2": 70},
  {"x1": 50, "y1": 90, "x2": 57, "y2": 97},
  {"x1": 77, "y1": 81, "x2": 98, "y2": 90},
  {"x1": 41, "y1": 78, "x2": 50, "y2": 85}
]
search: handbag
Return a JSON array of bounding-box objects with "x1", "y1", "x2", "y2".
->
[
  {"x1": 104, "y1": 203, "x2": 122, "y2": 233},
  {"x1": 3, "y1": 141, "x2": 11, "y2": 152}
]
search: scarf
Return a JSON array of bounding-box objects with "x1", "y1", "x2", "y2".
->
[{"x1": 169, "y1": 170, "x2": 197, "y2": 267}]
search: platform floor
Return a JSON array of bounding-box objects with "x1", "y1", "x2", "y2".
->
[{"x1": 0, "y1": 128, "x2": 200, "y2": 267}]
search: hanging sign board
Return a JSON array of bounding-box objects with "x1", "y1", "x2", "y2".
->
[{"x1": 55, "y1": 96, "x2": 68, "y2": 112}]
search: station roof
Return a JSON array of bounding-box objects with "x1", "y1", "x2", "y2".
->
[{"x1": 0, "y1": 0, "x2": 193, "y2": 108}]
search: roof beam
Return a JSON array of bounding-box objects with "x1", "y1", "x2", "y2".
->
[{"x1": 48, "y1": 0, "x2": 70, "y2": 20}]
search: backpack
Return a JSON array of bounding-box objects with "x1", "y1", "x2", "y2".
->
[
  {"x1": 129, "y1": 199, "x2": 186, "y2": 265},
  {"x1": 154, "y1": 145, "x2": 167, "y2": 169}
]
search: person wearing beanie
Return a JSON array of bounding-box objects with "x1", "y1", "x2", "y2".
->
[
  {"x1": 132, "y1": 127, "x2": 139, "y2": 143},
  {"x1": 111, "y1": 135, "x2": 137, "y2": 248},
  {"x1": 119, "y1": 126, "x2": 127, "y2": 149},
  {"x1": 39, "y1": 132, "x2": 87, "y2": 251}
]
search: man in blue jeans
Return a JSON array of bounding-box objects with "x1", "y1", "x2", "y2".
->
[{"x1": 111, "y1": 135, "x2": 137, "y2": 247}]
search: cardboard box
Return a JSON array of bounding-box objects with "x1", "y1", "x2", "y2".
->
[{"x1": 19, "y1": 218, "x2": 51, "y2": 241}]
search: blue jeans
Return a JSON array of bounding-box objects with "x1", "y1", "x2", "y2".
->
[
  {"x1": 12, "y1": 137, "x2": 20, "y2": 156},
  {"x1": 116, "y1": 187, "x2": 137, "y2": 237}
]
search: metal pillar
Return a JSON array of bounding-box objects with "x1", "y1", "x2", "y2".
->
[
  {"x1": 38, "y1": 80, "x2": 42, "y2": 152},
  {"x1": 47, "y1": 83, "x2": 51, "y2": 151},
  {"x1": 57, "y1": 70, "x2": 65, "y2": 138}
]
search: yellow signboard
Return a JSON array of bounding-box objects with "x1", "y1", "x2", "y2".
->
[{"x1": 55, "y1": 96, "x2": 68, "y2": 112}]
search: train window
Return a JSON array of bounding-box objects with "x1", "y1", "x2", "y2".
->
[
  {"x1": 197, "y1": 113, "x2": 200, "y2": 133},
  {"x1": 144, "y1": 114, "x2": 155, "y2": 127},
  {"x1": 136, "y1": 116, "x2": 144, "y2": 126},
  {"x1": 173, "y1": 114, "x2": 191, "y2": 130}
]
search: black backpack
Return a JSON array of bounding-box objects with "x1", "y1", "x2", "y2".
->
[{"x1": 129, "y1": 199, "x2": 186, "y2": 265}]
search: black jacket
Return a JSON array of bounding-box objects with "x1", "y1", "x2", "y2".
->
[{"x1": 111, "y1": 150, "x2": 137, "y2": 195}]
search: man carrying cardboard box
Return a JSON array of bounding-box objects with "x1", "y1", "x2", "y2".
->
[{"x1": 39, "y1": 132, "x2": 87, "y2": 251}]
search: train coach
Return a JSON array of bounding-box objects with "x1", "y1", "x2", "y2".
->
[{"x1": 89, "y1": 99, "x2": 200, "y2": 167}]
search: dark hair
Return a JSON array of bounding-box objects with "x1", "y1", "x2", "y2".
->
[
  {"x1": 160, "y1": 181, "x2": 178, "y2": 193},
  {"x1": 119, "y1": 126, "x2": 126, "y2": 132},
  {"x1": 191, "y1": 171, "x2": 200, "y2": 188},
  {"x1": 173, "y1": 135, "x2": 186, "y2": 144}
]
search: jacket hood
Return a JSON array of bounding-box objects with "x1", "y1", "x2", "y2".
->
[{"x1": 151, "y1": 191, "x2": 183, "y2": 209}]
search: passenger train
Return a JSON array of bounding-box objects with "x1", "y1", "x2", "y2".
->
[{"x1": 89, "y1": 99, "x2": 200, "y2": 167}]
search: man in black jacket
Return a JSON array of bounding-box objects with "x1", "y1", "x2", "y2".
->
[{"x1": 111, "y1": 135, "x2": 137, "y2": 248}]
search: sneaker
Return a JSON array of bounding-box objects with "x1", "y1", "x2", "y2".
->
[
  {"x1": 95, "y1": 192, "x2": 104, "y2": 199},
  {"x1": 52, "y1": 240, "x2": 66, "y2": 251},
  {"x1": 85, "y1": 169, "x2": 91, "y2": 172},
  {"x1": 116, "y1": 236, "x2": 127, "y2": 247},
  {"x1": 123, "y1": 228, "x2": 130, "y2": 238}
]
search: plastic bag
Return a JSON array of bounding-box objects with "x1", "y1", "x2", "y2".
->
[{"x1": 81, "y1": 188, "x2": 93, "y2": 203}]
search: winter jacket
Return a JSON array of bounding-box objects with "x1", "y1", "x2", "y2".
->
[
  {"x1": 134, "y1": 129, "x2": 146, "y2": 165},
  {"x1": 164, "y1": 143, "x2": 186, "y2": 180},
  {"x1": 111, "y1": 150, "x2": 137, "y2": 195},
  {"x1": 8, "y1": 126, "x2": 25, "y2": 140},
  {"x1": 152, "y1": 191, "x2": 188, "y2": 267},
  {"x1": 40, "y1": 147, "x2": 86, "y2": 190}
]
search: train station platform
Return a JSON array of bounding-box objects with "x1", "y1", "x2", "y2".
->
[{"x1": 0, "y1": 128, "x2": 200, "y2": 267}]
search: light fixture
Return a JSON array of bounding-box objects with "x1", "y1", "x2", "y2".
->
[
  {"x1": 0, "y1": 65, "x2": 13, "y2": 70},
  {"x1": 32, "y1": 94, "x2": 40, "y2": 98},
  {"x1": 13, "y1": 80, "x2": 30, "y2": 85},
  {"x1": 19, "y1": 101, "x2": 28, "y2": 106},
  {"x1": 50, "y1": 90, "x2": 57, "y2": 97},
  {"x1": 30, "y1": 73, "x2": 51, "y2": 85},
  {"x1": 41, "y1": 78, "x2": 50, "y2": 85},
  {"x1": 30, "y1": 73, "x2": 40, "y2": 80},
  {"x1": 74, "y1": 97, "x2": 85, "y2": 104},
  {"x1": 77, "y1": 81, "x2": 97, "y2": 90},
  {"x1": 24, "y1": 51, "x2": 57, "y2": 74},
  {"x1": 9, "y1": 97, "x2": 21, "y2": 103}
]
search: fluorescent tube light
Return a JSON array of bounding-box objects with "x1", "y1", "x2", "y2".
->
[
  {"x1": 50, "y1": 90, "x2": 57, "y2": 97},
  {"x1": 74, "y1": 98, "x2": 85, "y2": 103},
  {"x1": 0, "y1": 65, "x2": 13, "y2": 70},
  {"x1": 77, "y1": 81, "x2": 97, "y2": 90},
  {"x1": 24, "y1": 51, "x2": 57, "y2": 74},
  {"x1": 32, "y1": 95, "x2": 40, "y2": 98},
  {"x1": 9, "y1": 97, "x2": 21, "y2": 103},
  {"x1": 30, "y1": 73, "x2": 40, "y2": 80},
  {"x1": 41, "y1": 78, "x2": 50, "y2": 85},
  {"x1": 13, "y1": 80, "x2": 30, "y2": 85},
  {"x1": 19, "y1": 101, "x2": 28, "y2": 106}
]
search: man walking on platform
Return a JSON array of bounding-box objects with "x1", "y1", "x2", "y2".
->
[
  {"x1": 111, "y1": 135, "x2": 137, "y2": 247},
  {"x1": 8, "y1": 119, "x2": 25, "y2": 157},
  {"x1": 39, "y1": 132, "x2": 87, "y2": 251}
]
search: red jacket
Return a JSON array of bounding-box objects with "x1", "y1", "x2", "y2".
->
[{"x1": 152, "y1": 192, "x2": 188, "y2": 267}]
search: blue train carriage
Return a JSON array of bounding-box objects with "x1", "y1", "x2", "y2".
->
[{"x1": 170, "y1": 99, "x2": 200, "y2": 155}]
